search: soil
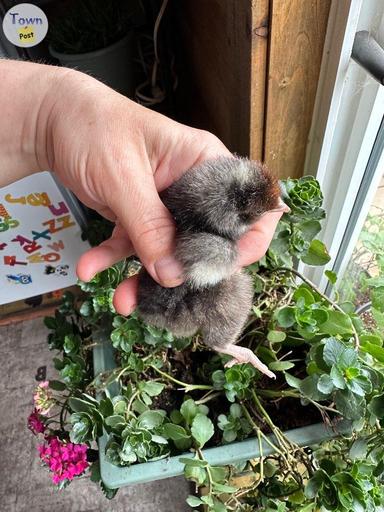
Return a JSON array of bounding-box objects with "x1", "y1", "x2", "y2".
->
[{"x1": 120, "y1": 343, "x2": 324, "y2": 438}]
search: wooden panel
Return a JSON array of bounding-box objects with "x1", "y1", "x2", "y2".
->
[
  {"x1": 173, "y1": 0, "x2": 269, "y2": 158},
  {"x1": 249, "y1": 0, "x2": 270, "y2": 160},
  {"x1": 264, "y1": 0, "x2": 331, "y2": 178}
]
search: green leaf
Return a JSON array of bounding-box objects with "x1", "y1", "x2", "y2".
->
[
  {"x1": 137, "y1": 410, "x2": 165, "y2": 429},
  {"x1": 360, "y1": 334, "x2": 382, "y2": 347},
  {"x1": 99, "y1": 397, "x2": 114, "y2": 418},
  {"x1": 334, "y1": 389, "x2": 366, "y2": 420},
  {"x1": 293, "y1": 286, "x2": 315, "y2": 305},
  {"x1": 191, "y1": 414, "x2": 214, "y2": 448},
  {"x1": 184, "y1": 464, "x2": 207, "y2": 485},
  {"x1": 210, "y1": 465, "x2": 229, "y2": 482},
  {"x1": 69, "y1": 397, "x2": 95, "y2": 413},
  {"x1": 360, "y1": 342, "x2": 384, "y2": 363},
  {"x1": 267, "y1": 330, "x2": 286, "y2": 343},
  {"x1": 325, "y1": 270, "x2": 337, "y2": 284},
  {"x1": 170, "y1": 409, "x2": 183, "y2": 424},
  {"x1": 372, "y1": 307, "x2": 384, "y2": 331},
  {"x1": 63, "y1": 334, "x2": 80, "y2": 355},
  {"x1": 285, "y1": 373, "x2": 302, "y2": 389},
  {"x1": 317, "y1": 374, "x2": 334, "y2": 394},
  {"x1": 142, "y1": 381, "x2": 165, "y2": 397},
  {"x1": 186, "y1": 495, "x2": 203, "y2": 507},
  {"x1": 212, "y1": 483, "x2": 238, "y2": 493},
  {"x1": 229, "y1": 403, "x2": 242, "y2": 418},
  {"x1": 372, "y1": 287, "x2": 384, "y2": 313},
  {"x1": 338, "y1": 348, "x2": 358, "y2": 369},
  {"x1": 349, "y1": 375, "x2": 372, "y2": 395},
  {"x1": 349, "y1": 439, "x2": 368, "y2": 460},
  {"x1": 179, "y1": 457, "x2": 208, "y2": 468},
  {"x1": 180, "y1": 399, "x2": 199, "y2": 425},
  {"x1": 301, "y1": 240, "x2": 331, "y2": 266},
  {"x1": 320, "y1": 311, "x2": 354, "y2": 336},
  {"x1": 70, "y1": 415, "x2": 91, "y2": 443},
  {"x1": 269, "y1": 361, "x2": 294, "y2": 371},
  {"x1": 276, "y1": 307, "x2": 296, "y2": 328},
  {"x1": 368, "y1": 393, "x2": 384, "y2": 419},
  {"x1": 212, "y1": 370, "x2": 226, "y2": 390},
  {"x1": 163, "y1": 423, "x2": 190, "y2": 441},
  {"x1": 151, "y1": 434, "x2": 168, "y2": 445},
  {"x1": 300, "y1": 220, "x2": 322, "y2": 241},
  {"x1": 323, "y1": 338, "x2": 346, "y2": 367},
  {"x1": 198, "y1": 404, "x2": 209, "y2": 416},
  {"x1": 330, "y1": 366, "x2": 345, "y2": 389},
  {"x1": 48, "y1": 380, "x2": 67, "y2": 391},
  {"x1": 105, "y1": 415, "x2": 126, "y2": 428}
]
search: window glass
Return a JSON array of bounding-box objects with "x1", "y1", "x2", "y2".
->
[{"x1": 337, "y1": 172, "x2": 384, "y2": 332}]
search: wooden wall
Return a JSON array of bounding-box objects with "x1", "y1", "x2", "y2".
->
[
  {"x1": 173, "y1": 0, "x2": 331, "y2": 179},
  {"x1": 264, "y1": 0, "x2": 331, "y2": 178}
]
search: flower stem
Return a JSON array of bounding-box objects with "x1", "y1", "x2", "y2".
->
[{"x1": 149, "y1": 365, "x2": 213, "y2": 392}]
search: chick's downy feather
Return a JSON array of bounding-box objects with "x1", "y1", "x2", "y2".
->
[{"x1": 137, "y1": 156, "x2": 284, "y2": 378}]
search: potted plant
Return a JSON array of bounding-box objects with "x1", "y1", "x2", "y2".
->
[
  {"x1": 48, "y1": 0, "x2": 139, "y2": 97},
  {"x1": 28, "y1": 177, "x2": 384, "y2": 510}
]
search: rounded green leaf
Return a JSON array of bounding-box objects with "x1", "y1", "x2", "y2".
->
[
  {"x1": 180, "y1": 399, "x2": 199, "y2": 425},
  {"x1": 269, "y1": 361, "x2": 295, "y2": 371},
  {"x1": 301, "y1": 240, "x2": 331, "y2": 266},
  {"x1": 276, "y1": 307, "x2": 296, "y2": 328},
  {"x1": 191, "y1": 414, "x2": 214, "y2": 448},
  {"x1": 186, "y1": 495, "x2": 203, "y2": 507},
  {"x1": 163, "y1": 423, "x2": 190, "y2": 441},
  {"x1": 137, "y1": 410, "x2": 165, "y2": 429},
  {"x1": 267, "y1": 330, "x2": 287, "y2": 343},
  {"x1": 317, "y1": 374, "x2": 334, "y2": 394},
  {"x1": 368, "y1": 393, "x2": 384, "y2": 419}
]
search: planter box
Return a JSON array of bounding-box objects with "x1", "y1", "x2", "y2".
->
[{"x1": 93, "y1": 341, "x2": 337, "y2": 489}]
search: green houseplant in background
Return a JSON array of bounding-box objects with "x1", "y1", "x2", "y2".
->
[
  {"x1": 338, "y1": 206, "x2": 384, "y2": 337},
  {"x1": 28, "y1": 177, "x2": 384, "y2": 511},
  {"x1": 48, "y1": 0, "x2": 141, "y2": 97}
]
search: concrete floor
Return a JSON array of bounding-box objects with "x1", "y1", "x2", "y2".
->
[{"x1": 0, "y1": 318, "x2": 191, "y2": 512}]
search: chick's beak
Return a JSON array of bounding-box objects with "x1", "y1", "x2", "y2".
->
[{"x1": 270, "y1": 198, "x2": 291, "y2": 214}]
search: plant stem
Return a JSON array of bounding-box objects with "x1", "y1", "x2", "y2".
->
[
  {"x1": 255, "y1": 389, "x2": 300, "y2": 399},
  {"x1": 252, "y1": 390, "x2": 295, "y2": 455},
  {"x1": 240, "y1": 403, "x2": 288, "y2": 461},
  {"x1": 195, "y1": 391, "x2": 222, "y2": 405},
  {"x1": 257, "y1": 429, "x2": 264, "y2": 482},
  {"x1": 126, "y1": 389, "x2": 140, "y2": 419},
  {"x1": 197, "y1": 448, "x2": 213, "y2": 494},
  {"x1": 149, "y1": 365, "x2": 213, "y2": 392},
  {"x1": 272, "y1": 267, "x2": 360, "y2": 350}
]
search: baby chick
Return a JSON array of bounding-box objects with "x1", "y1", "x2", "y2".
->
[{"x1": 137, "y1": 156, "x2": 288, "y2": 378}]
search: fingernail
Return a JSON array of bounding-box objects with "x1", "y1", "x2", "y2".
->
[{"x1": 154, "y1": 256, "x2": 184, "y2": 286}]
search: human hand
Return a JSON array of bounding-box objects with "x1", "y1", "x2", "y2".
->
[{"x1": 38, "y1": 68, "x2": 285, "y2": 314}]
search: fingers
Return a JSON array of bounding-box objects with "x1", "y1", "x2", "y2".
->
[
  {"x1": 77, "y1": 233, "x2": 134, "y2": 282},
  {"x1": 237, "y1": 210, "x2": 285, "y2": 267},
  {"x1": 111, "y1": 166, "x2": 184, "y2": 288},
  {"x1": 113, "y1": 275, "x2": 139, "y2": 316}
]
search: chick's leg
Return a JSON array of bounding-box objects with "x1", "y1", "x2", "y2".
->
[{"x1": 216, "y1": 344, "x2": 276, "y2": 379}]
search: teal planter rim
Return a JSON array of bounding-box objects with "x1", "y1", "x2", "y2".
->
[{"x1": 93, "y1": 341, "x2": 337, "y2": 489}]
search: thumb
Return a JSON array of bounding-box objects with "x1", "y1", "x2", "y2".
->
[{"x1": 111, "y1": 169, "x2": 184, "y2": 287}]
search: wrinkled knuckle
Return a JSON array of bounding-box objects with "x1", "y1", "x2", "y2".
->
[{"x1": 135, "y1": 216, "x2": 173, "y2": 251}]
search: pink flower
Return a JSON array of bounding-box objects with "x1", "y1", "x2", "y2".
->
[
  {"x1": 38, "y1": 436, "x2": 89, "y2": 485},
  {"x1": 33, "y1": 381, "x2": 55, "y2": 415},
  {"x1": 28, "y1": 409, "x2": 46, "y2": 435}
]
